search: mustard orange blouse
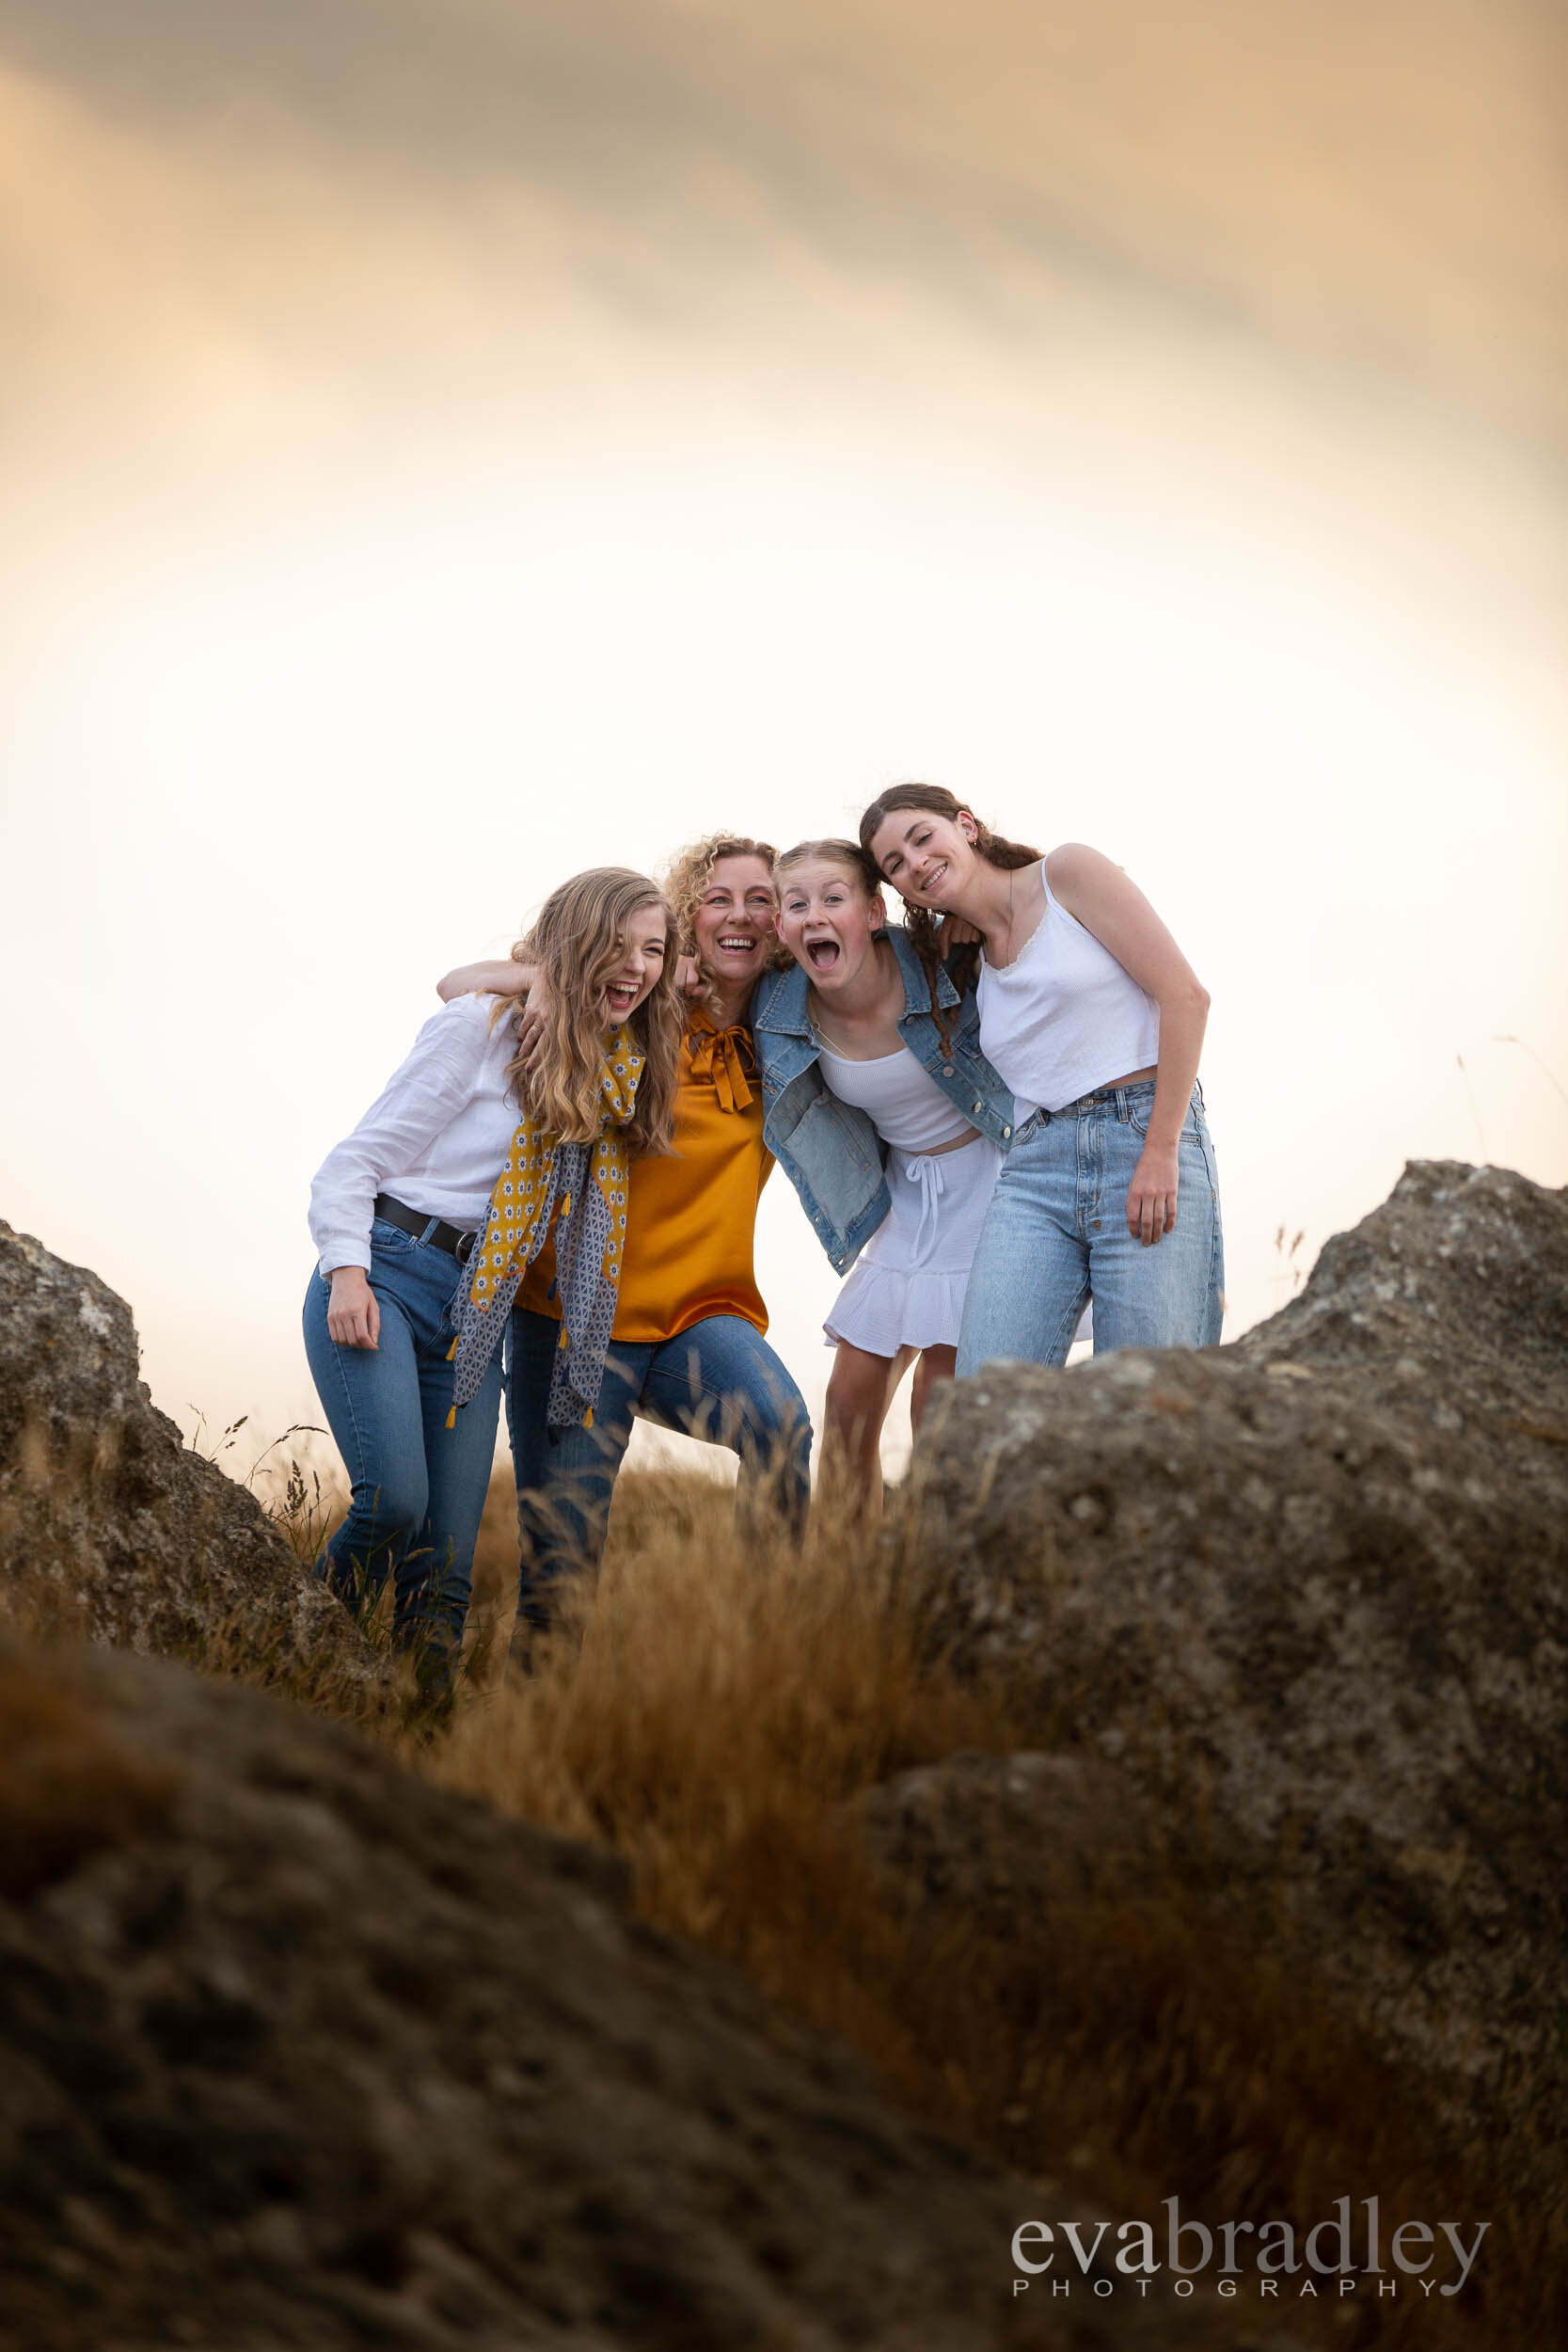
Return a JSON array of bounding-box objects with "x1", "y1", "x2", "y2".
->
[{"x1": 518, "y1": 1016, "x2": 772, "y2": 1343}]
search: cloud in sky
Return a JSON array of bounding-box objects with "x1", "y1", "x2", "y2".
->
[
  {"x1": 0, "y1": 0, "x2": 1563, "y2": 1455},
  {"x1": 2, "y1": 0, "x2": 1564, "y2": 455}
]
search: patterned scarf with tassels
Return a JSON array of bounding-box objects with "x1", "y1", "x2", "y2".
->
[{"x1": 447, "y1": 1025, "x2": 642, "y2": 1430}]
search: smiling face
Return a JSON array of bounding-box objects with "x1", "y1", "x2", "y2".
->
[
  {"x1": 868, "y1": 804, "x2": 980, "y2": 910},
  {"x1": 776, "y1": 854, "x2": 885, "y2": 993},
  {"x1": 598, "y1": 904, "x2": 669, "y2": 1027},
  {"x1": 690, "y1": 853, "x2": 778, "y2": 993}
]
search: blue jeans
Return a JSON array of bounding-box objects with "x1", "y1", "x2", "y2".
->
[
  {"x1": 303, "y1": 1216, "x2": 504, "y2": 1679},
  {"x1": 505, "y1": 1309, "x2": 813, "y2": 1640},
  {"x1": 958, "y1": 1081, "x2": 1224, "y2": 1374}
]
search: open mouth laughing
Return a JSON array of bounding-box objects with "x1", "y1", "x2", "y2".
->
[{"x1": 804, "y1": 938, "x2": 842, "y2": 972}]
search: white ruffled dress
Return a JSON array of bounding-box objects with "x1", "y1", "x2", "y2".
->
[{"x1": 815, "y1": 1038, "x2": 1003, "y2": 1355}]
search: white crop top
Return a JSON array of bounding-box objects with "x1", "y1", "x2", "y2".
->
[
  {"x1": 816, "y1": 1041, "x2": 974, "y2": 1152},
  {"x1": 975, "y1": 862, "x2": 1160, "y2": 1116}
]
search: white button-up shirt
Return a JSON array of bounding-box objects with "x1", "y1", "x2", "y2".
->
[{"x1": 308, "y1": 994, "x2": 521, "y2": 1278}]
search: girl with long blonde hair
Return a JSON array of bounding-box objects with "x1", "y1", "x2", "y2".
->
[
  {"x1": 439, "y1": 834, "x2": 812, "y2": 1660},
  {"x1": 306, "y1": 866, "x2": 678, "y2": 1692}
]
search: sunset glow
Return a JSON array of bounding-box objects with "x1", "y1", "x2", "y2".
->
[{"x1": 2, "y1": 1, "x2": 1563, "y2": 1470}]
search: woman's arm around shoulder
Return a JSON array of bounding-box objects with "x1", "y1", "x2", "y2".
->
[
  {"x1": 436, "y1": 958, "x2": 534, "y2": 1001},
  {"x1": 308, "y1": 995, "x2": 506, "y2": 1285},
  {"x1": 436, "y1": 956, "x2": 553, "y2": 1078}
]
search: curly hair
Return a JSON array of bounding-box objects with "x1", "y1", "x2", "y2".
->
[
  {"x1": 658, "y1": 833, "x2": 777, "y2": 949},
  {"x1": 496, "y1": 867, "x2": 681, "y2": 1157},
  {"x1": 656, "y1": 834, "x2": 790, "y2": 1022},
  {"x1": 858, "y1": 783, "x2": 1040, "y2": 1009}
]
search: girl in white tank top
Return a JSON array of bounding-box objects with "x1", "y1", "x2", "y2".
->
[
  {"x1": 772, "y1": 839, "x2": 1005, "y2": 1517},
  {"x1": 862, "y1": 786, "x2": 1225, "y2": 1376}
]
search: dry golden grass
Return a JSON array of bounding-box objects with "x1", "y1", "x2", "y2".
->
[
  {"x1": 4, "y1": 1426, "x2": 1560, "y2": 2344},
  {"x1": 417, "y1": 1464, "x2": 1560, "y2": 2352}
]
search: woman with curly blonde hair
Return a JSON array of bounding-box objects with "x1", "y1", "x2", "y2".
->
[
  {"x1": 440, "y1": 833, "x2": 810, "y2": 1657},
  {"x1": 307, "y1": 866, "x2": 679, "y2": 1691}
]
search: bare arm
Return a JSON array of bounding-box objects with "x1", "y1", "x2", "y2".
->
[
  {"x1": 436, "y1": 958, "x2": 533, "y2": 1002},
  {"x1": 933, "y1": 914, "x2": 983, "y2": 950},
  {"x1": 435, "y1": 955, "x2": 558, "y2": 1071},
  {"x1": 1047, "y1": 844, "x2": 1210, "y2": 1246}
]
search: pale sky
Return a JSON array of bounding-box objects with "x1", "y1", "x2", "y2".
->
[{"x1": 2, "y1": 0, "x2": 1564, "y2": 1480}]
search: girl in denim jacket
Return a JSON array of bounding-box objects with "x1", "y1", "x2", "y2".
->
[{"x1": 751, "y1": 840, "x2": 1017, "y2": 1514}]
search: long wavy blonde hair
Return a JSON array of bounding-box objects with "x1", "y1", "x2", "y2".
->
[{"x1": 498, "y1": 867, "x2": 681, "y2": 1155}]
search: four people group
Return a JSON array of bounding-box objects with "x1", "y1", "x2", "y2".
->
[{"x1": 305, "y1": 787, "x2": 1224, "y2": 1687}]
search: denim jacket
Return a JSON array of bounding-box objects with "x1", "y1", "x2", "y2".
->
[{"x1": 750, "y1": 924, "x2": 1019, "y2": 1273}]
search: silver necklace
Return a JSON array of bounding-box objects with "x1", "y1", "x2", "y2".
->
[
  {"x1": 808, "y1": 993, "x2": 855, "y2": 1056},
  {"x1": 808, "y1": 937, "x2": 899, "y2": 1057}
]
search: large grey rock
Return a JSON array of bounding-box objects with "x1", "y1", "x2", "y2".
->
[
  {"x1": 0, "y1": 1219, "x2": 379, "y2": 1698},
  {"x1": 849, "y1": 1746, "x2": 1475, "y2": 2269},
  {"x1": 0, "y1": 1644, "x2": 1288, "y2": 2352},
  {"x1": 897, "y1": 1162, "x2": 1568, "y2": 2163}
]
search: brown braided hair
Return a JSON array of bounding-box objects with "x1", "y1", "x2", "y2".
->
[{"x1": 859, "y1": 782, "x2": 1040, "y2": 1011}]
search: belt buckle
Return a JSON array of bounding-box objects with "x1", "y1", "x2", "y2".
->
[{"x1": 454, "y1": 1228, "x2": 476, "y2": 1265}]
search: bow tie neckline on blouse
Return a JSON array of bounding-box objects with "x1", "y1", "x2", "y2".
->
[{"x1": 685, "y1": 1022, "x2": 756, "y2": 1114}]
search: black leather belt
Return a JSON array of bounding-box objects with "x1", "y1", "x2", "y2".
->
[{"x1": 372, "y1": 1193, "x2": 478, "y2": 1263}]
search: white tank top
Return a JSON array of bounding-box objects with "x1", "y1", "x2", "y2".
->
[
  {"x1": 976, "y1": 862, "x2": 1160, "y2": 1116},
  {"x1": 816, "y1": 1040, "x2": 974, "y2": 1152}
]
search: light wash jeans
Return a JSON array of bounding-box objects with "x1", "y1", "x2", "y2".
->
[
  {"x1": 957, "y1": 1080, "x2": 1224, "y2": 1375},
  {"x1": 303, "y1": 1215, "x2": 504, "y2": 1682},
  {"x1": 505, "y1": 1308, "x2": 813, "y2": 1645}
]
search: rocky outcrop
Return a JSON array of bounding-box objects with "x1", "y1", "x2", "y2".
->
[
  {"x1": 0, "y1": 1219, "x2": 379, "y2": 1697},
  {"x1": 0, "y1": 1643, "x2": 1296, "y2": 2352},
  {"x1": 898, "y1": 1162, "x2": 1568, "y2": 2164},
  {"x1": 849, "y1": 1746, "x2": 1483, "y2": 2259}
]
